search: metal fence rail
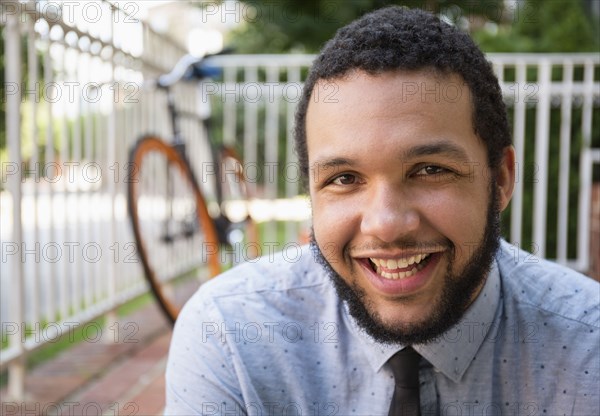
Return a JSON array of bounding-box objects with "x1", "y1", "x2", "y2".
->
[
  {"x1": 1, "y1": 0, "x2": 188, "y2": 399},
  {"x1": 1, "y1": 1, "x2": 599, "y2": 400},
  {"x1": 491, "y1": 54, "x2": 600, "y2": 271}
]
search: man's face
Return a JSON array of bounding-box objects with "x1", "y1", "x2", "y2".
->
[{"x1": 306, "y1": 70, "x2": 514, "y2": 344}]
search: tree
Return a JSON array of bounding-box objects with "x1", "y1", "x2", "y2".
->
[
  {"x1": 222, "y1": 0, "x2": 599, "y2": 53},
  {"x1": 222, "y1": 0, "x2": 505, "y2": 53},
  {"x1": 473, "y1": 0, "x2": 599, "y2": 52}
]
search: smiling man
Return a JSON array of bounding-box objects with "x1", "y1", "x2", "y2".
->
[
  {"x1": 165, "y1": 7, "x2": 599, "y2": 416},
  {"x1": 306, "y1": 69, "x2": 511, "y2": 348}
]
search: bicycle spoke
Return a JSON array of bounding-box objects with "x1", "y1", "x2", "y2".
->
[{"x1": 128, "y1": 136, "x2": 220, "y2": 324}]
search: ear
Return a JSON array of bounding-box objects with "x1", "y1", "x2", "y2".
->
[{"x1": 495, "y1": 146, "x2": 516, "y2": 212}]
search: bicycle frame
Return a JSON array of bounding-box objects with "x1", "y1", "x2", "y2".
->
[
  {"x1": 127, "y1": 52, "x2": 258, "y2": 323},
  {"x1": 159, "y1": 68, "x2": 235, "y2": 246}
]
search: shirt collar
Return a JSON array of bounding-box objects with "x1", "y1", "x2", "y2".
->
[{"x1": 344, "y1": 260, "x2": 501, "y2": 382}]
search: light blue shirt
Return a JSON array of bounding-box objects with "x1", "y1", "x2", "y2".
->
[{"x1": 165, "y1": 241, "x2": 600, "y2": 415}]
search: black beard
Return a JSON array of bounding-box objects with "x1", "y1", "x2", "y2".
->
[{"x1": 311, "y1": 184, "x2": 501, "y2": 345}]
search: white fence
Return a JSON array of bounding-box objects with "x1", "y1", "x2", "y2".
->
[
  {"x1": 492, "y1": 54, "x2": 600, "y2": 270},
  {"x1": 1, "y1": 1, "x2": 599, "y2": 400},
  {"x1": 0, "y1": 0, "x2": 192, "y2": 399}
]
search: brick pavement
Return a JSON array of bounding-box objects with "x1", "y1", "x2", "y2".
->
[{"x1": 1, "y1": 301, "x2": 172, "y2": 416}]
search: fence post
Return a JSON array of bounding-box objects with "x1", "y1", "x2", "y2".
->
[
  {"x1": 103, "y1": 2, "x2": 118, "y2": 343},
  {"x1": 577, "y1": 59, "x2": 595, "y2": 272},
  {"x1": 510, "y1": 61, "x2": 527, "y2": 246},
  {"x1": 5, "y1": 6, "x2": 26, "y2": 401},
  {"x1": 532, "y1": 60, "x2": 551, "y2": 258}
]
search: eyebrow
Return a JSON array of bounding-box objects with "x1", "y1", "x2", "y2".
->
[
  {"x1": 314, "y1": 157, "x2": 355, "y2": 170},
  {"x1": 311, "y1": 140, "x2": 472, "y2": 174},
  {"x1": 403, "y1": 141, "x2": 471, "y2": 162}
]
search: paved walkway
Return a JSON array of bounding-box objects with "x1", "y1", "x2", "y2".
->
[{"x1": 1, "y1": 302, "x2": 172, "y2": 416}]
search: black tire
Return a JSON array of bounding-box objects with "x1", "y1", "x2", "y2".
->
[{"x1": 127, "y1": 136, "x2": 221, "y2": 325}]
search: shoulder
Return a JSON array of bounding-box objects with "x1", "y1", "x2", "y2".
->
[
  {"x1": 198, "y1": 244, "x2": 327, "y2": 297},
  {"x1": 496, "y1": 240, "x2": 600, "y2": 328},
  {"x1": 180, "y1": 244, "x2": 333, "y2": 322}
]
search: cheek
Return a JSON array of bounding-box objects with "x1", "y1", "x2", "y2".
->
[
  {"x1": 417, "y1": 187, "x2": 489, "y2": 256},
  {"x1": 311, "y1": 196, "x2": 359, "y2": 258}
]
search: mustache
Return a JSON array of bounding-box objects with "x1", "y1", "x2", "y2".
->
[
  {"x1": 346, "y1": 240, "x2": 452, "y2": 253},
  {"x1": 309, "y1": 229, "x2": 452, "y2": 255}
]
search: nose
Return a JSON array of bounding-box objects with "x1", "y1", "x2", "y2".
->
[{"x1": 360, "y1": 184, "x2": 420, "y2": 243}]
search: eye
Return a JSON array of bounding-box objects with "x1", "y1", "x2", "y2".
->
[
  {"x1": 414, "y1": 165, "x2": 449, "y2": 176},
  {"x1": 331, "y1": 174, "x2": 358, "y2": 185}
]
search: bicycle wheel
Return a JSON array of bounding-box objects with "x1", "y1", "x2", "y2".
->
[
  {"x1": 219, "y1": 146, "x2": 260, "y2": 261},
  {"x1": 127, "y1": 135, "x2": 221, "y2": 324}
]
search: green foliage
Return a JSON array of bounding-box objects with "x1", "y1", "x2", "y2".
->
[
  {"x1": 224, "y1": 0, "x2": 598, "y2": 54},
  {"x1": 0, "y1": 28, "x2": 10, "y2": 170},
  {"x1": 473, "y1": 0, "x2": 599, "y2": 52},
  {"x1": 1, "y1": 28, "x2": 5, "y2": 155},
  {"x1": 224, "y1": 0, "x2": 504, "y2": 53},
  {"x1": 500, "y1": 104, "x2": 599, "y2": 258},
  {"x1": 0, "y1": 25, "x2": 46, "y2": 183}
]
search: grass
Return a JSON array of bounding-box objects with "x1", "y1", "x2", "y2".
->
[{"x1": 0, "y1": 291, "x2": 154, "y2": 390}]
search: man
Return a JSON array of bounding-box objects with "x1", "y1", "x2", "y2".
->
[{"x1": 165, "y1": 7, "x2": 599, "y2": 415}]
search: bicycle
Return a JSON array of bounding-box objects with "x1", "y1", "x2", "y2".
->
[{"x1": 127, "y1": 52, "x2": 258, "y2": 325}]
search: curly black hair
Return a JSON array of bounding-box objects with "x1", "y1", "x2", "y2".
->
[{"x1": 294, "y1": 6, "x2": 511, "y2": 186}]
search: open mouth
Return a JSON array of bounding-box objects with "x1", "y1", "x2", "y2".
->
[{"x1": 367, "y1": 253, "x2": 434, "y2": 280}]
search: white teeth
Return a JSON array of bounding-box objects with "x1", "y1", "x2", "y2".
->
[{"x1": 369, "y1": 253, "x2": 432, "y2": 280}]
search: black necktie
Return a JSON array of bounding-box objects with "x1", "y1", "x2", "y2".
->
[{"x1": 387, "y1": 347, "x2": 421, "y2": 416}]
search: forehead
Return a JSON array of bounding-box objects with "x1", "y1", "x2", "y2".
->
[
  {"x1": 305, "y1": 69, "x2": 482, "y2": 170},
  {"x1": 307, "y1": 69, "x2": 472, "y2": 122}
]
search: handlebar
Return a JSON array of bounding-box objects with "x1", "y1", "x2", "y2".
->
[{"x1": 157, "y1": 48, "x2": 233, "y2": 88}]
